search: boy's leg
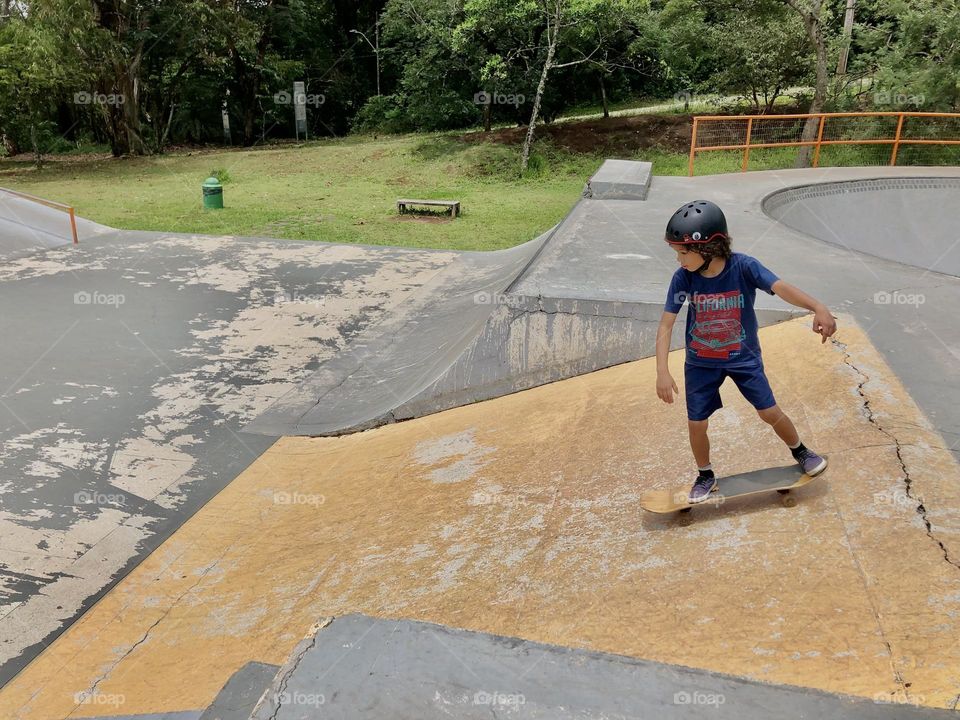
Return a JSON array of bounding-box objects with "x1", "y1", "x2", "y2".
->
[
  {"x1": 756, "y1": 405, "x2": 799, "y2": 446},
  {"x1": 683, "y1": 364, "x2": 724, "y2": 502},
  {"x1": 687, "y1": 419, "x2": 711, "y2": 468},
  {"x1": 730, "y1": 366, "x2": 827, "y2": 476}
]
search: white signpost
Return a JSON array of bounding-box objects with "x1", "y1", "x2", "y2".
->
[{"x1": 293, "y1": 81, "x2": 307, "y2": 142}]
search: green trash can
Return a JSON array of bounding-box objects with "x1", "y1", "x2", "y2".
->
[{"x1": 202, "y1": 176, "x2": 224, "y2": 209}]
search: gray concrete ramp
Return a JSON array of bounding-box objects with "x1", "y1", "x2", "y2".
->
[
  {"x1": 0, "y1": 188, "x2": 113, "y2": 259},
  {"x1": 241, "y1": 230, "x2": 553, "y2": 436},
  {"x1": 246, "y1": 614, "x2": 952, "y2": 720}
]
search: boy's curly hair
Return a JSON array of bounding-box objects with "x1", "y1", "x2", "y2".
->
[{"x1": 694, "y1": 233, "x2": 732, "y2": 262}]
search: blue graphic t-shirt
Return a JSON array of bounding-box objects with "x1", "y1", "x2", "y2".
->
[{"x1": 664, "y1": 253, "x2": 780, "y2": 368}]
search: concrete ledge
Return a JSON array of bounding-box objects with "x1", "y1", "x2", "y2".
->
[
  {"x1": 583, "y1": 158, "x2": 653, "y2": 200},
  {"x1": 392, "y1": 297, "x2": 798, "y2": 424}
]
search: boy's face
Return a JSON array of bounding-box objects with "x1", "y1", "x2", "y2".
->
[{"x1": 669, "y1": 243, "x2": 704, "y2": 271}]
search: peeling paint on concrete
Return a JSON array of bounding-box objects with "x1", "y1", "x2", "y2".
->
[
  {"x1": 413, "y1": 429, "x2": 496, "y2": 484},
  {"x1": 0, "y1": 230, "x2": 456, "y2": 685}
]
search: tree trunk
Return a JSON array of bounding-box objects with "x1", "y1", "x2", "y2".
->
[
  {"x1": 92, "y1": 0, "x2": 149, "y2": 156},
  {"x1": 483, "y1": 99, "x2": 491, "y2": 132},
  {"x1": 520, "y1": 16, "x2": 558, "y2": 174},
  {"x1": 836, "y1": 0, "x2": 856, "y2": 75},
  {"x1": 600, "y1": 74, "x2": 608, "y2": 118},
  {"x1": 791, "y1": 1, "x2": 829, "y2": 168},
  {"x1": 766, "y1": 86, "x2": 782, "y2": 114},
  {"x1": 103, "y1": 66, "x2": 148, "y2": 156},
  {"x1": 2, "y1": 131, "x2": 19, "y2": 156},
  {"x1": 30, "y1": 123, "x2": 42, "y2": 167}
]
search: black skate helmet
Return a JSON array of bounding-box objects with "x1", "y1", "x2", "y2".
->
[{"x1": 664, "y1": 200, "x2": 728, "y2": 245}]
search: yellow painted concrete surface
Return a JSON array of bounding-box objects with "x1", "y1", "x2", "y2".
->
[{"x1": 2, "y1": 316, "x2": 959, "y2": 718}]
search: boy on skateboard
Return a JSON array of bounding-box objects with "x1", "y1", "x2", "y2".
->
[{"x1": 655, "y1": 200, "x2": 836, "y2": 503}]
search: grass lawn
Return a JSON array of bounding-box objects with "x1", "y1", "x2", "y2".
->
[
  {"x1": 6, "y1": 107, "x2": 946, "y2": 252},
  {"x1": 0, "y1": 133, "x2": 619, "y2": 252}
]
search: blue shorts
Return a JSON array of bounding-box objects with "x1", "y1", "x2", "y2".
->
[{"x1": 684, "y1": 362, "x2": 776, "y2": 421}]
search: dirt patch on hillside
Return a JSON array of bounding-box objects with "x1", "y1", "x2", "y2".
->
[{"x1": 459, "y1": 114, "x2": 694, "y2": 155}]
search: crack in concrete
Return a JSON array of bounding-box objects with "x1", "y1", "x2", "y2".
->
[
  {"x1": 831, "y1": 338, "x2": 960, "y2": 575},
  {"x1": 64, "y1": 548, "x2": 231, "y2": 719},
  {"x1": 829, "y1": 496, "x2": 907, "y2": 693},
  {"x1": 827, "y1": 337, "x2": 960, "y2": 696},
  {"x1": 267, "y1": 629, "x2": 322, "y2": 720}
]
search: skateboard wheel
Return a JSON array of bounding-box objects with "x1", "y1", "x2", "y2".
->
[{"x1": 782, "y1": 496, "x2": 797, "y2": 508}]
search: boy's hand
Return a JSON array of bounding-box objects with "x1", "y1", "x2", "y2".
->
[
  {"x1": 812, "y1": 306, "x2": 837, "y2": 343},
  {"x1": 657, "y1": 372, "x2": 679, "y2": 403}
]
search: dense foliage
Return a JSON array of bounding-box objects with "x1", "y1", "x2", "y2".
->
[{"x1": 1, "y1": 0, "x2": 955, "y2": 158}]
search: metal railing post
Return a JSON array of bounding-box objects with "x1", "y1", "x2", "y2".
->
[
  {"x1": 812, "y1": 115, "x2": 826, "y2": 168},
  {"x1": 742, "y1": 117, "x2": 754, "y2": 172},
  {"x1": 890, "y1": 113, "x2": 906, "y2": 166},
  {"x1": 688, "y1": 117, "x2": 699, "y2": 176},
  {"x1": 69, "y1": 208, "x2": 79, "y2": 244}
]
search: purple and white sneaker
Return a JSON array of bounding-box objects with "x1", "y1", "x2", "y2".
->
[
  {"x1": 795, "y1": 447, "x2": 827, "y2": 476},
  {"x1": 688, "y1": 472, "x2": 718, "y2": 504}
]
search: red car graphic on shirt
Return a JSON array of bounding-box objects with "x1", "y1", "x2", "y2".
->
[{"x1": 691, "y1": 318, "x2": 745, "y2": 349}]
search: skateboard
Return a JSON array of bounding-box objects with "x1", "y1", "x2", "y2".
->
[{"x1": 640, "y1": 463, "x2": 824, "y2": 514}]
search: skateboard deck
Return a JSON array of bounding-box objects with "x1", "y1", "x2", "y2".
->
[{"x1": 640, "y1": 464, "x2": 823, "y2": 514}]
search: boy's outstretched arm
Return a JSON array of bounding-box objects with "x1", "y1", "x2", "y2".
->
[
  {"x1": 771, "y1": 280, "x2": 837, "y2": 343},
  {"x1": 655, "y1": 311, "x2": 680, "y2": 403}
]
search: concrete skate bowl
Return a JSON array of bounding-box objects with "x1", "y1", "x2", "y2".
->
[{"x1": 762, "y1": 177, "x2": 960, "y2": 277}]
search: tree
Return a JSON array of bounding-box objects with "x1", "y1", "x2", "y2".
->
[
  {"x1": 0, "y1": 0, "x2": 95, "y2": 160},
  {"x1": 660, "y1": 0, "x2": 811, "y2": 113},
  {"x1": 458, "y1": 0, "x2": 622, "y2": 173},
  {"x1": 780, "y1": 0, "x2": 831, "y2": 166},
  {"x1": 870, "y1": 0, "x2": 960, "y2": 111},
  {"x1": 362, "y1": 0, "x2": 479, "y2": 133}
]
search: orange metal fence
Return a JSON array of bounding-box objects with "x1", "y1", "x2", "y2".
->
[
  {"x1": 0, "y1": 186, "x2": 79, "y2": 244},
  {"x1": 688, "y1": 111, "x2": 960, "y2": 176}
]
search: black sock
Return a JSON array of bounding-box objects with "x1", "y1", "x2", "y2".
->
[
  {"x1": 697, "y1": 468, "x2": 715, "y2": 479},
  {"x1": 790, "y1": 442, "x2": 808, "y2": 459}
]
